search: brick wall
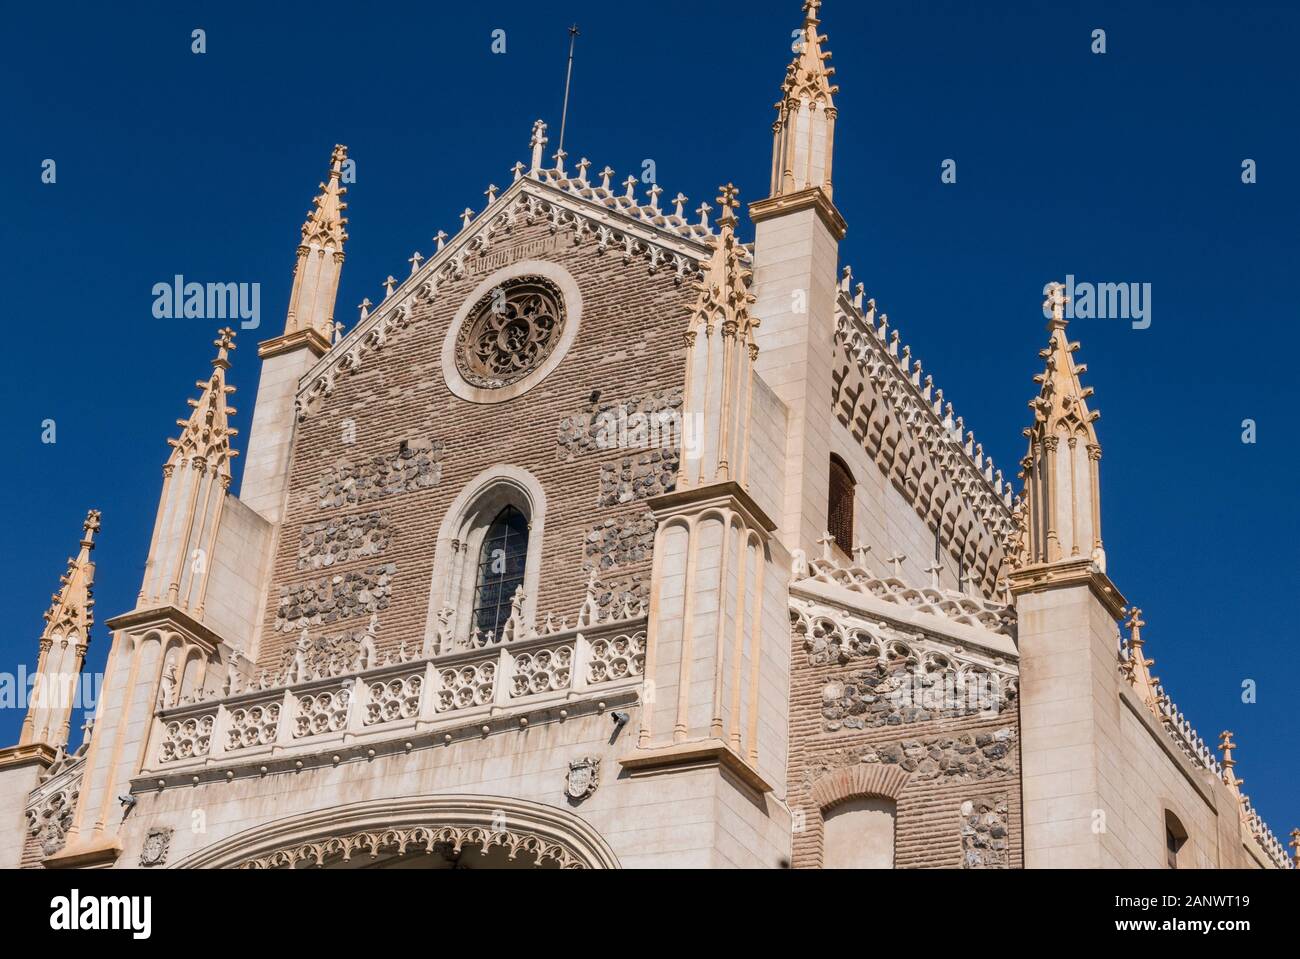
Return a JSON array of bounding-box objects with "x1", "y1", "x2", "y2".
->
[
  {"x1": 788, "y1": 634, "x2": 1023, "y2": 869},
  {"x1": 255, "y1": 223, "x2": 694, "y2": 668}
]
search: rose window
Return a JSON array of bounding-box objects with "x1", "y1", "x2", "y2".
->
[{"x1": 455, "y1": 277, "x2": 566, "y2": 388}]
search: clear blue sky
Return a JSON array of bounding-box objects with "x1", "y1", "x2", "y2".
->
[{"x1": 2, "y1": 1, "x2": 1295, "y2": 835}]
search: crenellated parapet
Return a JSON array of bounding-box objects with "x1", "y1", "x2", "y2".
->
[{"x1": 831, "y1": 268, "x2": 1016, "y2": 597}]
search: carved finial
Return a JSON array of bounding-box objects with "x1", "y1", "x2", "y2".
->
[
  {"x1": 1218, "y1": 730, "x2": 1245, "y2": 798},
  {"x1": 358, "y1": 298, "x2": 371, "y2": 321},
  {"x1": 577, "y1": 567, "x2": 602, "y2": 628},
  {"x1": 484, "y1": 183, "x2": 498, "y2": 204},
  {"x1": 685, "y1": 182, "x2": 758, "y2": 482},
  {"x1": 817, "y1": 531, "x2": 835, "y2": 562},
  {"x1": 852, "y1": 542, "x2": 872, "y2": 571},
  {"x1": 459, "y1": 208, "x2": 474, "y2": 231},
  {"x1": 1043, "y1": 280, "x2": 1070, "y2": 329},
  {"x1": 1020, "y1": 281, "x2": 1103, "y2": 565},
  {"x1": 500, "y1": 585, "x2": 527, "y2": 643},
  {"x1": 1125, "y1": 606, "x2": 1146, "y2": 645},
  {"x1": 408, "y1": 251, "x2": 424, "y2": 275},
  {"x1": 1119, "y1": 607, "x2": 1159, "y2": 710},
  {"x1": 212, "y1": 327, "x2": 236, "y2": 367},
  {"x1": 165, "y1": 328, "x2": 239, "y2": 475},
  {"x1": 598, "y1": 166, "x2": 614, "y2": 191},
  {"x1": 716, "y1": 183, "x2": 740, "y2": 225},
  {"x1": 888, "y1": 552, "x2": 906, "y2": 579},
  {"x1": 925, "y1": 560, "x2": 943, "y2": 590},
  {"x1": 528, "y1": 119, "x2": 548, "y2": 174},
  {"x1": 382, "y1": 275, "x2": 397, "y2": 298},
  {"x1": 1290, "y1": 829, "x2": 1300, "y2": 867},
  {"x1": 38, "y1": 510, "x2": 101, "y2": 648},
  {"x1": 770, "y1": 0, "x2": 838, "y2": 197},
  {"x1": 284, "y1": 146, "x2": 350, "y2": 340},
  {"x1": 671, "y1": 192, "x2": 688, "y2": 218},
  {"x1": 434, "y1": 230, "x2": 448, "y2": 251},
  {"x1": 81, "y1": 508, "x2": 101, "y2": 544}
]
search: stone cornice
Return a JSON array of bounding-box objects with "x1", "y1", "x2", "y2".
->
[
  {"x1": 258, "y1": 327, "x2": 332, "y2": 360},
  {"x1": 647, "y1": 480, "x2": 778, "y2": 533},
  {"x1": 104, "y1": 604, "x2": 224, "y2": 654},
  {"x1": 0, "y1": 742, "x2": 57, "y2": 771},
  {"x1": 1007, "y1": 557, "x2": 1127, "y2": 620},
  {"x1": 618, "y1": 738, "x2": 773, "y2": 795},
  {"x1": 749, "y1": 186, "x2": 847, "y2": 240},
  {"x1": 41, "y1": 835, "x2": 122, "y2": 869}
]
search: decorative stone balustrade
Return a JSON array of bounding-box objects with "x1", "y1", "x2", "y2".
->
[
  {"x1": 148, "y1": 620, "x2": 648, "y2": 772},
  {"x1": 364, "y1": 673, "x2": 422, "y2": 726},
  {"x1": 792, "y1": 547, "x2": 1015, "y2": 638},
  {"x1": 586, "y1": 632, "x2": 645, "y2": 684},
  {"x1": 161, "y1": 714, "x2": 214, "y2": 763}
]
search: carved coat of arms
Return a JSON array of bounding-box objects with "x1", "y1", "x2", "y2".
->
[
  {"x1": 139, "y1": 827, "x2": 173, "y2": 867},
  {"x1": 565, "y1": 757, "x2": 600, "y2": 802}
]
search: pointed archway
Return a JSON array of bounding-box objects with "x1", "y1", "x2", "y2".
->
[{"x1": 171, "y1": 794, "x2": 621, "y2": 869}]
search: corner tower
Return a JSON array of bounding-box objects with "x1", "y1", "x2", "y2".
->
[
  {"x1": 1009, "y1": 284, "x2": 1128, "y2": 868},
  {"x1": 748, "y1": 0, "x2": 846, "y2": 556}
]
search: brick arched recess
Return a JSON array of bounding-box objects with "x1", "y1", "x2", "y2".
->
[{"x1": 796, "y1": 765, "x2": 910, "y2": 868}]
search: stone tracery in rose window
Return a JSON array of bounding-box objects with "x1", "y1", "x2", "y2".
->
[{"x1": 455, "y1": 276, "x2": 566, "y2": 388}]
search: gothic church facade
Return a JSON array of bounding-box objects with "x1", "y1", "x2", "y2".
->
[{"x1": 1, "y1": 2, "x2": 1294, "y2": 870}]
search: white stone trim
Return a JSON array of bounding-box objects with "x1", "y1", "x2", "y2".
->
[
  {"x1": 422, "y1": 465, "x2": 547, "y2": 651},
  {"x1": 171, "y1": 793, "x2": 622, "y2": 869},
  {"x1": 440, "y1": 260, "x2": 583, "y2": 405}
]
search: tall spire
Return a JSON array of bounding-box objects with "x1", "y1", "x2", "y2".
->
[
  {"x1": 283, "y1": 145, "x2": 349, "y2": 344},
  {"x1": 18, "y1": 509, "x2": 100, "y2": 748},
  {"x1": 679, "y1": 184, "x2": 760, "y2": 489},
  {"x1": 1013, "y1": 283, "x2": 1103, "y2": 568},
  {"x1": 139, "y1": 329, "x2": 240, "y2": 613},
  {"x1": 166, "y1": 327, "x2": 239, "y2": 481},
  {"x1": 687, "y1": 184, "x2": 757, "y2": 345},
  {"x1": 769, "y1": 0, "x2": 839, "y2": 199}
]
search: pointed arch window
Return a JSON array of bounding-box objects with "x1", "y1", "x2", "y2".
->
[
  {"x1": 828, "y1": 454, "x2": 855, "y2": 552},
  {"x1": 472, "y1": 505, "x2": 529, "y2": 640}
]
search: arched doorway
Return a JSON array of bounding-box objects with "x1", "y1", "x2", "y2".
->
[{"x1": 171, "y1": 794, "x2": 621, "y2": 870}]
